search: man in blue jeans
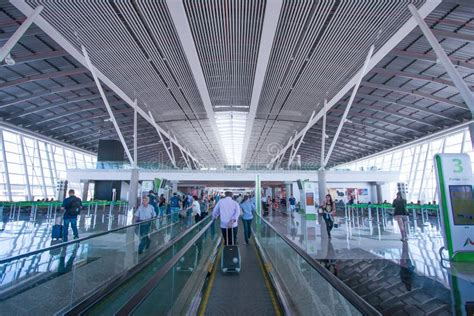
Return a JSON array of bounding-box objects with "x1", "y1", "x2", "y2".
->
[
  {"x1": 170, "y1": 192, "x2": 181, "y2": 222},
  {"x1": 61, "y1": 189, "x2": 82, "y2": 242}
]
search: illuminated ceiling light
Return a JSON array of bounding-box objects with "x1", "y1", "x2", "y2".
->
[{"x1": 215, "y1": 111, "x2": 247, "y2": 165}]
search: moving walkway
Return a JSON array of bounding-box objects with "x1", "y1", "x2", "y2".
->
[{"x1": 64, "y1": 216, "x2": 379, "y2": 315}]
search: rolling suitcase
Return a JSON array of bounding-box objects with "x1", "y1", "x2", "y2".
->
[
  {"x1": 221, "y1": 226, "x2": 241, "y2": 273},
  {"x1": 52, "y1": 217, "x2": 63, "y2": 240}
]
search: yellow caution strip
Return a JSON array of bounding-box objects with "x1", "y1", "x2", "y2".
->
[
  {"x1": 253, "y1": 243, "x2": 282, "y2": 316},
  {"x1": 198, "y1": 248, "x2": 221, "y2": 316}
]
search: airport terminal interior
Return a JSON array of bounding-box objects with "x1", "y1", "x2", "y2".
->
[{"x1": 0, "y1": 0, "x2": 474, "y2": 315}]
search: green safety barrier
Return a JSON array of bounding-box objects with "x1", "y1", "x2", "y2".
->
[
  {"x1": 0, "y1": 200, "x2": 128, "y2": 208},
  {"x1": 347, "y1": 203, "x2": 439, "y2": 210}
]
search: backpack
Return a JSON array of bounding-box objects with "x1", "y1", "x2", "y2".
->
[{"x1": 66, "y1": 197, "x2": 81, "y2": 217}]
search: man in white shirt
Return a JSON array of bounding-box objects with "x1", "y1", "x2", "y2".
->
[
  {"x1": 134, "y1": 196, "x2": 156, "y2": 254},
  {"x1": 212, "y1": 191, "x2": 240, "y2": 245}
]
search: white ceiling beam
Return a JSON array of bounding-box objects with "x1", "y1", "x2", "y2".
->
[
  {"x1": 166, "y1": 0, "x2": 226, "y2": 164},
  {"x1": 409, "y1": 4, "x2": 474, "y2": 116},
  {"x1": 82, "y1": 45, "x2": 134, "y2": 165},
  {"x1": 288, "y1": 110, "x2": 316, "y2": 168},
  {"x1": 10, "y1": 0, "x2": 200, "y2": 166},
  {"x1": 149, "y1": 111, "x2": 177, "y2": 168},
  {"x1": 269, "y1": 0, "x2": 442, "y2": 166},
  {"x1": 0, "y1": 5, "x2": 43, "y2": 62},
  {"x1": 241, "y1": 0, "x2": 283, "y2": 166},
  {"x1": 324, "y1": 45, "x2": 374, "y2": 167}
]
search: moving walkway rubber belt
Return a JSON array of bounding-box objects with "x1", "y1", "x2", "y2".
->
[
  {"x1": 116, "y1": 219, "x2": 215, "y2": 316},
  {"x1": 64, "y1": 215, "x2": 212, "y2": 316},
  {"x1": 257, "y1": 214, "x2": 381, "y2": 316}
]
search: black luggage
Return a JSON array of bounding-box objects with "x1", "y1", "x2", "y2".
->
[{"x1": 221, "y1": 227, "x2": 240, "y2": 273}]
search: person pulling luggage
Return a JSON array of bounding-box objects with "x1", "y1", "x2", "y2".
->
[
  {"x1": 212, "y1": 191, "x2": 240, "y2": 245},
  {"x1": 61, "y1": 189, "x2": 82, "y2": 242},
  {"x1": 134, "y1": 196, "x2": 156, "y2": 254}
]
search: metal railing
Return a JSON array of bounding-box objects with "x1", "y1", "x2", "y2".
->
[
  {"x1": 65, "y1": 215, "x2": 213, "y2": 315},
  {"x1": 256, "y1": 214, "x2": 381, "y2": 316}
]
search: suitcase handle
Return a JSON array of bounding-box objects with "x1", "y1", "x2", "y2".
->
[{"x1": 226, "y1": 222, "x2": 235, "y2": 246}]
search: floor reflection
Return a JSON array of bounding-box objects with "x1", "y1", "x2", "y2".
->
[{"x1": 268, "y1": 210, "x2": 474, "y2": 315}]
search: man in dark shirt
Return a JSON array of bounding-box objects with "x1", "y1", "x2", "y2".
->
[{"x1": 61, "y1": 189, "x2": 82, "y2": 241}]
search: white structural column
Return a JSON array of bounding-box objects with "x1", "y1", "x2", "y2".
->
[
  {"x1": 11, "y1": 1, "x2": 200, "y2": 167},
  {"x1": 133, "y1": 100, "x2": 138, "y2": 167},
  {"x1": 35, "y1": 139, "x2": 47, "y2": 199},
  {"x1": 166, "y1": 0, "x2": 226, "y2": 163},
  {"x1": 324, "y1": 45, "x2": 374, "y2": 167},
  {"x1": 241, "y1": 0, "x2": 283, "y2": 165},
  {"x1": 19, "y1": 136, "x2": 32, "y2": 201},
  {"x1": 288, "y1": 111, "x2": 316, "y2": 168},
  {"x1": 321, "y1": 99, "x2": 328, "y2": 167},
  {"x1": 0, "y1": 5, "x2": 43, "y2": 62},
  {"x1": 81, "y1": 45, "x2": 134, "y2": 165},
  {"x1": 418, "y1": 142, "x2": 431, "y2": 201},
  {"x1": 149, "y1": 111, "x2": 176, "y2": 168},
  {"x1": 0, "y1": 132, "x2": 12, "y2": 201},
  {"x1": 269, "y1": 0, "x2": 441, "y2": 166},
  {"x1": 44, "y1": 143, "x2": 55, "y2": 194}
]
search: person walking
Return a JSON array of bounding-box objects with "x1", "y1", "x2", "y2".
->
[
  {"x1": 212, "y1": 191, "x2": 240, "y2": 245},
  {"x1": 61, "y1": 189, "x2": 82, "y2": 242},
  {"x1": 186, "y1": 195, "x2": 201, "y2": 223},
  {"x1": 393, "y1": 192, "x2": 408, "y2": 241},
  {"x1": 240, "y1": 195, "x2": 255, "y2": 244},
  {"x1": 158, "y1": 194, "x2": 166, "y2": 218},
  {"x1": 321, "y1": 194, "x2": 336, "y2": 239},
  {"x1": 134, "y1": 196, "x2": 156, "y2": 254},
  {"x1": 289, "y1": 194, "x2": 296, "y2": 216},
  {"x1": 170, "y1": 192, "x2": 181, "y2": 222}
]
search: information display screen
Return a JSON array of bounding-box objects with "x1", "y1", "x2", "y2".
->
[
  {"x1": 306, "y1": 192, "x2": 314, "y2": 206},
  {"x1": 449, "y1": 185, "x2": 474, "y2": 225}
]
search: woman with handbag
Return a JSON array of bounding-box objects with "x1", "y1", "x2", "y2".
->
[{"x1": 321, "y1": 194, "x2": 336, "y2": 239}]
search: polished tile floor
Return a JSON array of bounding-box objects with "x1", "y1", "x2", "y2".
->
[
  {"x1": 266, "y1": 210, "x2": 474, "y2": 315},
  {"x1": 0, "y1": 205, "x2": 133, "y2": 259}
]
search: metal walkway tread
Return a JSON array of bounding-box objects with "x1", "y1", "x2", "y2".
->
[{"x1": 204, "y1": 225, "x2": 278, "y2": 316}]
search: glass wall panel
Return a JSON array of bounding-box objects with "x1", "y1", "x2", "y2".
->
[
  {"x1": 336, "y1": 127, "x2": 473, "y2": 203},
  {"x1": 0, "y1": 128, "x2": 97, "y2": 201}
]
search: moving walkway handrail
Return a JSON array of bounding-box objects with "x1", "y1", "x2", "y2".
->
[
  {"x1": 65, "y1": 214, "x2": 212, "y2": 316},
  {"x1": 0, "y1": 213, "x2": 174, "y2": 265},
  {"x1": 116, "y1": 219, "x2": 215, "y2": 316},
  {"x1": 257, "y1": 214, "x2": 381, "y2": 316}
]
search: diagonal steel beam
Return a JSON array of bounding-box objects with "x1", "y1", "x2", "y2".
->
[
  {"x1": 149, "y1": 111, "x2": 176, "y2": 168},
  {"x1": 240, "y1": 0, "x2": 283, "y2": 166},
  {"x1": 11, "y1": 0, "x2": 201, "y2": 167},
  {"x1": 0, "y1": 5, "x2": 43, "y2": 62},
  {"x1": 288, "y1": 110, "x2": 315, "y2": 168},
  {"x1": 82, "y1": 44, "x2": 133, "y2": 165},
  {"x1": 269, "y1": 0, "x2": 441, "y2": 166},
  {"x1": 409, "y1": 4, "x2": 474, "y2": 116},
  {"x1": 325, "y1": 45, "x2": 374, "y2": 167}
]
